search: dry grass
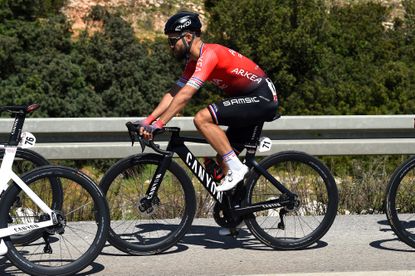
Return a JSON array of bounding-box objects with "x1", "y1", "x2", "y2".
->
[{"x1": 74, "y1": 155, "x2": 412, "y2": 216}]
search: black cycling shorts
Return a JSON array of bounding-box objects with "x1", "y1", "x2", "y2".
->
[{"x1": 207, "y1": 77, "x2": 279, "y2": 154}]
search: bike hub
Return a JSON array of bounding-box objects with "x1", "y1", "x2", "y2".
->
[
  {"x1": 46, "y1": 211, "x2": 66, "y2": 235},
  {"x1": 138, "y1": 196, "x2": 160, "y2": 214}
]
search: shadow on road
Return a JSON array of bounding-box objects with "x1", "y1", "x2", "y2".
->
[
  {"x1": 1, "y1": 223, "x2": 331, "y2": 275},
  {"x1": 100, "y1": 223, "x2": 328, "y2": 258},
  {"x1": 184, "y1": 224, "x2": 328, "y2": 252},
  {"x1": 370, "y1": 238, "x2": 415, "y2": 252},
  {"x1": 369, "y1": 219, "x2": 415, "y2": 252},
  {"x1": 0, "y1": 256, "x2": 106, "y2": 275}
]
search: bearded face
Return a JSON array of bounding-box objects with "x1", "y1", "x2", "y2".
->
[
  {"x1": 167, "y1": 33, "x2": 189, "y2": 61},
  {"x1": 172, "y1": 45, "x2": 187, "y2": 61}
]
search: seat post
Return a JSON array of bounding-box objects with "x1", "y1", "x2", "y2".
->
[
  {"x1": 248, "y1": 122, "x2": 264, "y2": 145},
  {"x1": 8, "y1": 112, "x2": 26, "y2": 146},
  {"x1": 243, "y1": 122, "x2": 264, "y2": 166}
]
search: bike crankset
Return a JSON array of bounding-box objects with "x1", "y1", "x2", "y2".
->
[{"x1": 213, "y1": 202, "x2": 243, "y2": 228}]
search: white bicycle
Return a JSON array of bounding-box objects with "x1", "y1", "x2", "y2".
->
[{"x1": 0, "y1": 104, "x2": 109, "y2": 276}]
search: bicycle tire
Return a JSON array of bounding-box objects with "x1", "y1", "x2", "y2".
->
[
  {"x1": 0, "y1": 148, "x2": 63, "y2": 245},
  {"x1": 0, "y1": 148, "x2": 49, "y2": 170},
  {"x1": 385, "y1": 156, "x2": 415, "y2": 248},
  {"x1": 0, "y1": 165, "x2": 109, "y2": 276},
  {"x1": 243, "y1": 151, "x2": 338, "y2": 250},
  {"x1": 100, "y1": 153, "x2": 196, "y2": 255}
]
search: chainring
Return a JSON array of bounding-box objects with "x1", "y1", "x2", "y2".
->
[{"x1": 212, "y1": 202, "x2": 243, "y2": 228}]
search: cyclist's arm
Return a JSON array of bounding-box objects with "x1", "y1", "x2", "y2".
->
[
  {"x1": 158, "y1": 84, "x2": 198, "y2": 124},
  {"x1": 147, "y1": 84, "x2": 181, "y2": 119}
]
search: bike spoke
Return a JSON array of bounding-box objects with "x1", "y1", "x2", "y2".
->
[{"x1": 245, "y1": 152, "x2": 337, "y2": 249}]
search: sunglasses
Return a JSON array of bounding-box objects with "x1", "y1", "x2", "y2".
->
[{"x1": 167, "y1": 34, "x2": 186, "y2": 47}]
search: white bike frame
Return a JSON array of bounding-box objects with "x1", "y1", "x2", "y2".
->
[{"x1": 0, "y1": 132, "x2": 55, "y2": 255}]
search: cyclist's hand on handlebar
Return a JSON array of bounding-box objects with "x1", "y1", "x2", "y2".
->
[
  {"x1": 139, "y1": 120, "x2": 165, "y2": 140},
  {"x1": 132, "y1": 114, "x2": 154, "y2": 128},
  {"x1": 131, "y1": 120, "x2": 146, "y2": 131},
  {"x1": 131, "y1": 115, "x2": 155, "y2": 131}
]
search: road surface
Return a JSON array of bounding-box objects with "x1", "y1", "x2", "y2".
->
[{"x1": 2, "y1": 215, "x2": 415, "y2": 275}]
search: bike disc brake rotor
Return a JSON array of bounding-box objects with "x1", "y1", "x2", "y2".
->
[
  {"x1": 284, "y1": 194, "x2": 300, "y2": 212},
  {"x1": 213, "y1": 202, "x2": 243, "y2": 228},
  {"x1": 137, "y1": 196, "x2": 160, "y2": 215}
]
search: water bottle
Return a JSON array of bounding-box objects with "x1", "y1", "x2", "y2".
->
[{"x1": 203, "y1": 157, "x2": 224, "y2": 182}]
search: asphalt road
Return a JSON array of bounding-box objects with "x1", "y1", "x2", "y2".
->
[{"x1": 2, "y1": 214, "x2": 415, "y2": 275}]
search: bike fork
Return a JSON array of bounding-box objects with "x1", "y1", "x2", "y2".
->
[{"x1": 140, "y1": 155, "x2": 172, "y2": 212}]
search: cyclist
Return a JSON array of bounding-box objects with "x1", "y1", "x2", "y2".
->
[{"x1": 139, "y1": 11, "x2": 279, "y2": 192}]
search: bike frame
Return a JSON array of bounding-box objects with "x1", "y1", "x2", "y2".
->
[
  {"x1": 0, "y1": 111, "x2": 55, "y2": 255},
  {"x1": 141, "y1": 125, "x2": 297, "y2": 217}
]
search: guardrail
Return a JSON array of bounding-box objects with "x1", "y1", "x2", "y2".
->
[{"x1": 0, "y1": 116, "x2": 414, "y2": 159}]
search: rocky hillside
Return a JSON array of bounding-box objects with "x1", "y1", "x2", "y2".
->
[
  {"x1": 61, "y1": 0, "x2": 405, "y2": 39},
  {"x1": 62, "y1": 0, "x2": 205, "y2": 39}
]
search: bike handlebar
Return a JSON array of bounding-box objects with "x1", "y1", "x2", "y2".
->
[{"x1": 125, "y1": 121, "x2": 173, "y2": 155}]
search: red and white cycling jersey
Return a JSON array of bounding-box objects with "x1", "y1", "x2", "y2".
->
[{"x1": 176, "y1": 43, "x2": 267, "y2": 96}]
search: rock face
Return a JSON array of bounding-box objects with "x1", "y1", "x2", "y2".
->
[
  {"x1": 61, "y1": 0, "x2": 404, "y2": 38},
  {"x1": 62, "y1": 0, "x2": 119, "y2": 31},
  {"x1": 61, "y1": 0, "x2": 205, "y2": 38}
]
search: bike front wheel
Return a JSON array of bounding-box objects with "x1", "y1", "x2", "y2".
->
[
  {"x1": 385, "y1": 156, "x2": 415, "y2": 248},
  {"x1": 244, "y1": 151, "x2": 338, "y2": 250},
  {"x1": 100, "y1": 153, "x2": 196, "y2": 255},
  {"x1": 0, "y1": 166, "x2": 109, "y2": 276}
]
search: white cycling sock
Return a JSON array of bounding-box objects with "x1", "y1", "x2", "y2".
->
[{"x1": 222, "y1": 150, "x2": 244, "y2": 172}]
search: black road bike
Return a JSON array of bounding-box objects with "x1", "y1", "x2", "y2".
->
[
  {"x1": 385, "y1": 155, "x2": 415, "y2": 248},
  {"x1": 100, "y1": 119, "x2": 339, "y2": 255}
]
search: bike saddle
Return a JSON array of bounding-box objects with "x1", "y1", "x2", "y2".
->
[{"x1": 0, "y1": 104, "x2": 40, "y2": 114}]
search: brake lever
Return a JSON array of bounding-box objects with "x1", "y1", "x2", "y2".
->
[
  {"x1": 126, "y1": 122, "x2": 147, "y2": 153},
  {"x1": 138, "y1": 136, "x2": 146, "y2": 153},
  {"x1": 128, "y1": 130, "x2": 136, "y2": 146}
]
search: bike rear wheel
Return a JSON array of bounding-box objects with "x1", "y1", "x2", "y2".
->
[
  {"x1": 100, "y1": 153, "x2": 196, "y2": 255},
  {"x1": 385, "y1": 156, "x2": 415, "y2": 248},
  {"x1": 244, "y1": 151, "x2": 338, "y2": 249},
  {"x1": 0, "y1": 148, "x2": 63, "y2": 245},
  {"x1": 0, "y1": 166, "x2": 109, "y2": 276}
]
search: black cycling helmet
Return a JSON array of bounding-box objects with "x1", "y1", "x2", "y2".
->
[{"x1": 164, "y1": 11, "x2": 202, "y2": 35}]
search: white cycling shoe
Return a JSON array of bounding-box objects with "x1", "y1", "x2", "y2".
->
[{"x1": 216, "y1": 165, "x2": 249, "y2": 192}]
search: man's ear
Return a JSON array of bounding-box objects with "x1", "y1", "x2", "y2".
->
[{"x1": 185, "y1": 32, "x2": 194, "y2": 41}]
